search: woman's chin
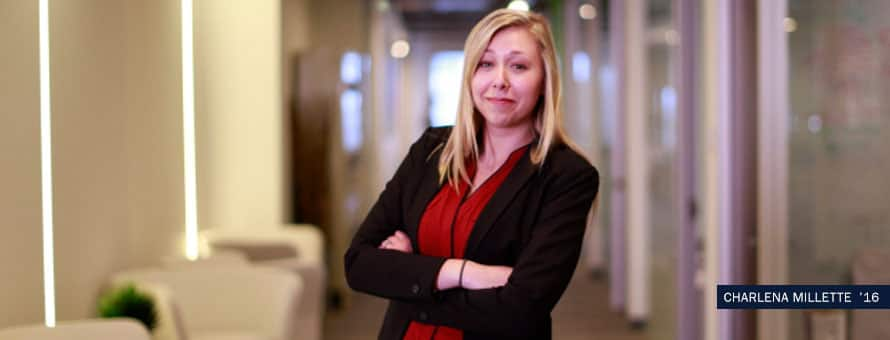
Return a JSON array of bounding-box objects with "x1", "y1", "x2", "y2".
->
[{"x1": 482, "y1": 117, "x2": 533, "y2": 130}]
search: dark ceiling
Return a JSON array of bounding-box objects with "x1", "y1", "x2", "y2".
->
[
  {"x1": 388, "y1": 0, "x2": 663, "y2": 33},
  {"x1": 392, "y1": 0, "x2": 504, "y2": 32}
]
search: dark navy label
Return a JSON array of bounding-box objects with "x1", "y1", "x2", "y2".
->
[{"x1": 717, "y1": 285, "x2": 890, "y2": 309}]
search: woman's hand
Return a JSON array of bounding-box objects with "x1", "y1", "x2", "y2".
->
[
  {"x1": 436, "y1": 259, "x2": 513, "y2": 290},
  {"x1": 378, "y1": 230, "x2": 413, "y2": 253}
]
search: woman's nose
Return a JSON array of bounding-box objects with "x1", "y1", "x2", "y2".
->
[{"x1": 492, "y1": 66, "x2": 509, "y2": 89}]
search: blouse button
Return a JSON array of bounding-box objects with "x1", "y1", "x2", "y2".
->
[
  {"x1": 419, "y1": 311, "x2": 429, "y2": 321},
  {"x1": 411, "y1": 284, "x2": 420, "y2": 294}
]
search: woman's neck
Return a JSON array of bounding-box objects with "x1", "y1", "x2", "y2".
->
[{"x1": 478, "y1": 124, "x2": 535, "y2": 168}]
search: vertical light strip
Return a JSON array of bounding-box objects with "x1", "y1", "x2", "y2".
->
[
  {"x1": 756, "y1": 0, "x2": 790, "y2": 339},
  {"x1": 182, "y1": 0, "x2": 198, "y2": 260},
  {"x1": 625, "y1": 0, "x2": 650, "y2": 324},
  {"x1": 38, "y1": 0, "x2": 56, "y2": 327}
]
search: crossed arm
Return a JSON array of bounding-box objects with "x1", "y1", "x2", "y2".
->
[
  {"x1": 378, "y1": 230, "x2": 513, "y2": 290},
  {"x1": 345, "y1": 175, "x2": 597, "y2": 335}
]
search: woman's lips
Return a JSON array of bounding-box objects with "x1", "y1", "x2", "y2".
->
[{"x1": 486, "y1": 97, "x2": 515, "y2": 105}]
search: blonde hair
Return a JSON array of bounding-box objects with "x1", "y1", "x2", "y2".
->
[{"x1": 438, "y1": 9, "x2": 577, "y2": 187}]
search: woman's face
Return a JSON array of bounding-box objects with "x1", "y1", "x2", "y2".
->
[{"x1": 471, "y1": 26, "x2": 544, "y2": 131}]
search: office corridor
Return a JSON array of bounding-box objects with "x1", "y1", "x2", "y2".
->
[
  {"x1": 324, "y1": 272, "x2": 646, "y2": 340},
  {"x1": 6, "y1": 1, "x2": 890, "y2": 339}
]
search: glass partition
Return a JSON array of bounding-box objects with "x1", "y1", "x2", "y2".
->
[
  {"x1": 787, "y1": 0, "x2": 890, "y2": 338},
  {"x1": 647, "y1": 1, "x2": 679, "y2": 339}
]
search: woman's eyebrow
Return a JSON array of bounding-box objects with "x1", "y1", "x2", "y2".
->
[{"x1": 482, "y1": 49, "x2": 528, "y2": 57}]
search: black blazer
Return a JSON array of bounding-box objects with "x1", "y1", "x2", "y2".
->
[{"x1": 344, "y1": 127, "x2": 599, "y2": 340}]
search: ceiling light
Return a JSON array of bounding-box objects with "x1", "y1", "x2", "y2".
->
[
  {"x1": 579, "y1": 4, "x2": 597, "y2": 20},
  {"x1": 783, "y1": 17, "x2": 797, "y2": 33},
  {"x1": 507, "y1": 0, "x2": 530, "y2": 12},
  {"x1": 390, "y1": 40, "x2": 410, "y2": 59}
]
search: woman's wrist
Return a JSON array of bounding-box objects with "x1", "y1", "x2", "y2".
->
[
  {"x1": 436, "y1": 258, "x2": 476, "y2": 290},
  {"x1": 436, "y1": 259, "x2": 463, "y2": 290}
]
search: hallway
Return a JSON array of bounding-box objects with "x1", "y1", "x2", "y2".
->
[{"x1": 325, "y1": 271, "x2": 647, "y2": 340}]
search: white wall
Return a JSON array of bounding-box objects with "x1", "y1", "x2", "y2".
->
[
  {"x1": 195, "y1": 0, "x2": 285, "y2": 230},
  {"x1": 0, "y1": 0, "x2": 45, "y2": 328},
  {"x1": 120, "y1": 0, "x2": 186, "y2": 268},
  {"x1": 0, "y1": 0, "x2": 293, "y2": 325},
  {"x1": 0, "y1": 0, "x2": 185, "y2": 323},
  {"x1": 50, "y1": 0, "x2": 185, "y2": 319},
  {"x1": 51, "y1": 0, "x2": 130, "y2": 319}
]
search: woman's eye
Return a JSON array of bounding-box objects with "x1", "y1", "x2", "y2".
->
[
  {"x1": 512, "y1": 64, "x2": 528, "y2": 70},
  {"x1": 478, "y1": 61, "x2": 493, "y2": 68}
]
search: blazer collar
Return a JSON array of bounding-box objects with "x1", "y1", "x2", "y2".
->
[
  {"x1": 406, "y1": 138, "x2": 539, "y2": 258},
  {"x1": 406, "y1": 142, "x2": 447, "y2": 247}
]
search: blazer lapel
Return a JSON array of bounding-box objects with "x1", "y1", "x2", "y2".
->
[
  {"x1": 406, "y1": 142, "x2": 446, "y2": 247},
  {"x1": 464, "y1": 149, "x2": 536, "y2": 258}
]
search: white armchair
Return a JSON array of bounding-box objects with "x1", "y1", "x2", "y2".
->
[
  {"x1": 0, "y1": 319, "x2": 150, "y2": 340},
  {"x1": 200, "y1": 224, "x2": 326, "y2": 340},
  {"x1": 112, "y1": 266, "x2": 302, "y2": 340},
  {"x1": 161, "y1": 251, "x2": 250, "y2": 270}
]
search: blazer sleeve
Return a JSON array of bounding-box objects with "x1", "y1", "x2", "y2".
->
[
  {"x1": 344, "y1": 128, "x2": 448, "y2": 302},
  {"x1": 398, "y1": 160, "x2": 600, "y2": 336}
]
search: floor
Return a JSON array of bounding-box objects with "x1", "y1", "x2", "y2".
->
[{"x1": 324, "y1": 272, "x2": 647, "y2": 340}]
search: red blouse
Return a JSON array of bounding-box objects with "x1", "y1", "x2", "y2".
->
[{"x1": 403, "y1": 145, "x2": 529, "y2": 340}]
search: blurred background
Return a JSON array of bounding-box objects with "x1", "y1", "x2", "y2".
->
[{"x1": 2, "y1": 0, "x2": 889, "y2": 340}]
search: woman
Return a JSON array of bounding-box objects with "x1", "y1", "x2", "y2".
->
[{"x1": 345, "y1": 9, "x2": 599, "y2": 340}]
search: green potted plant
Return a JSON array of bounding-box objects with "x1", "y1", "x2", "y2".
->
[{"x1": 97, "y1": 283, "x2": 157, "y2": 331}]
